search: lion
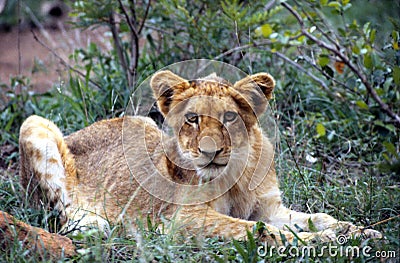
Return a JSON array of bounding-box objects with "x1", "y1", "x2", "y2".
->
[{"x1": 19, "y1": 70, "x2": 381, "y2": 244}]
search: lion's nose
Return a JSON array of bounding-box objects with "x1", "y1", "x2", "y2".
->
[{"x1": 198, "y1": 136, "x2": 223, "y2": 158}]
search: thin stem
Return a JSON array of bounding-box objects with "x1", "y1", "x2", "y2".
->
[
  {"x1": 109, "y1": 12, "x2": 131, "y2": 88},
  {"x1": 274, "y1": 51, "x2": 330, "y2": 92},
  {"x1": 31, "y1": 30, "x2": 102, "y2": 90}
]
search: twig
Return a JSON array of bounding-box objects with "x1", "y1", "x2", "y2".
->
[
  {"x1": 212, "y1": 40, "x2": 331, "y2": 91},
  {"x1": 295, "y1": 0, "x2": 340, "y2": 51},
  {"x1": 365, "y1": 214, "x2": 400, "y2": 229},
  {"x1": 118, "y1": 0, "x2": 139, "y2": 40},
  {"x1": 264, "y1": 0, "x2": 276, "y2": 11},
  {"x1": 31, "y1": 30, "x2": 102, "y2": 90},
  {"x1": 138, "y1": 0, "x2": 151, "y2": 35},
  {"x1": 274, "y1": 51, "x2": 330, "y2": 91},
  {"x1": 212, "y1": 40, "x2": 272, "y2": 61},
  {"x1": 109, "y1": 12, "x2": 131, "y2": 88},
  {"x1": 231, "y1": 20, "x2": 246, "y2": 66},
  {"x1": 281, "y1": 1, "x2": 400, "y2": 126},
  {"x1": 117, "y1": 0, "x2": 142, "y2": 88},
  {"x1": 17, "y1": 0, "x2": 21, "y2": 76},
  {"x1": 144, "y1": 23, "x2": 172, "y2": 36}
]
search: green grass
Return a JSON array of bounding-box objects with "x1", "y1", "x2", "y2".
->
[{"x1": 0, "y1": 114, "x2": 398, "y2": 262}]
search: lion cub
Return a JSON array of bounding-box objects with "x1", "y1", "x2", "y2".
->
[{"x1": 19, "y1": 70, "x2": 381, "y2": 243}]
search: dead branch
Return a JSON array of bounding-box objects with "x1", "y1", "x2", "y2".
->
[{"x1": 0, "y1": 211, "x2": 75, "y2": 259}]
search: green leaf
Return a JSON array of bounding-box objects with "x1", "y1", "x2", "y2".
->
[
  {"x1": 364, "y1": 53, "x2": 373, "y2": 69},
  {"x1": 328, "y1": 1, "x2": 341, "y2": 9},
  {"x1": 307, "y1": 218, "x2": 318, "y2": 232},
  {"x1": 392, "y1": 30, "x2": 398, "y2": 43},
  {"x1": 318, "y1": 55, "x2": 330, "y2": 67},
  {"x1": 233, "y1": 240, "x2": 247, "y2": 260},
  {"x1": 322, "y1": 65, "x2": 334, "y2": 78},
  {"x1": 256, "y1": 24, "x2": 273, "y2": 38},
  {"x1": 246, "y1": 229, "x2": 256, "y2": 251},
  {"x1": 393, "y1": 66, "x2": 400, "y2": 85},
  {"x1": 284, "y1": 226, "x2": 307, "y2": 246},
  {"x1": 375, "y1": 120, "x2": 396, "y2": 134},
  {"x1": 356, "y1": 100, "x2": 369, "y2": 110},
  {"x1": 343, "y1": 3, "x2": 352, "y2": 11},
  {"x1": 320, "y1": 0, "x2": 328, "y2": 6},
  {"x1": 369, "y1": 28, "x2": 376, "y2": 43},
  {"x1": 383, "y1": 142, "x2": 399, "y2": 158},
  {"x1": 352, "y1": 45, "x2": 360, "y2": 55},
  {"x1": 316, "y1": 123, "x2": 326, "y2": 137}
]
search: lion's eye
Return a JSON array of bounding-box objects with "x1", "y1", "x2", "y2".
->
[
  {"x1": 224, "y1": 111, "x2": 238, "y2": 123},
  {"x1": 185, "y1": 112, "x2": 199, "y2": 124}
]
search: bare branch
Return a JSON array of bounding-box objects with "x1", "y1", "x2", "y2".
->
[
  {"x1": 117, "y1": 0, "x2": 139, "y2": 40},
  {"x1": 31, "y1": 30, "x2": 101, "y2": 90},
  {"x1": 274, "y1": 51, "x2": 330, "y2": 92},
  {"x1": 109, "y1": 12, "x2": 131, "y2": 88},
  {"x1": 138, "y1": 0, "x2": 151, "y2": 35},
  {"x1": 264, "y1": 0, "x2": 276, "y2": 11},
  {"x1": 212, "y1": 40, "x2": 272, "y2": 61},
  {"x1": 294, "y1": 0, "x2": 341, "y2": 51},
  {"x1": 281, "y1": 1, "x2": 400, "y2": 126},
  {"x1": 212, "y1": 40, "x2": 329, "y2": 92},
  {"x1": 117, "y1": 0, "x2": 141, "y2": 87}
]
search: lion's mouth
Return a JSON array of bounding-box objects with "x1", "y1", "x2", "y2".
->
[
  {"x1": 205, "y1": 162, "x2": 227, "y2": 169},
  {"x1": 195, "y1": 157, "x2": 229, "y2": 169}
]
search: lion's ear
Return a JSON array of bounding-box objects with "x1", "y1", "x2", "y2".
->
[
  {"x1": 233, "y1": 73, "x2": 275, "y2": 115},
  {"x1": 150, "y1": 70, "x2": 189, "y2": 116}
]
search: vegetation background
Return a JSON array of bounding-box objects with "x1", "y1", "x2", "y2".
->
[{"x1": 0, "y1": 0, "x2": 399, "y2": 262}]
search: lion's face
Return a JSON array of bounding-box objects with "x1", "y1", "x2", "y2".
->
[
  {"x1": 150, "y1": 71, "x2": 275, "y2": 180},
  {"x1": 172, "y1": 92, "x2": 249, "y2": 178}
]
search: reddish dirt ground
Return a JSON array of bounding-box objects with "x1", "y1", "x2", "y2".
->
[
  {"x1": 0, "y1": 25, "x2": 111, "y2": 97},
  {"x1": 0, "y1": 24, "x2": 111, "y2": 171}
]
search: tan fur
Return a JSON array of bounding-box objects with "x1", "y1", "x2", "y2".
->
[{"x1": 19, "y1": 71, "x2": 381, "y2": 243}]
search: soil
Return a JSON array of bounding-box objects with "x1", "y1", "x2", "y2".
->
[
  {"x1": 0, "y1": 22, "x2": 111, "y2": 171},
  {"x1": 0, "y1": 24, "x2": 111, "y2": 97}
]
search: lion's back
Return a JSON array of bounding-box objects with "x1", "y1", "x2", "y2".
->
[{"x1": 65, "y1": 116, "x2": 168, "y2": 221}]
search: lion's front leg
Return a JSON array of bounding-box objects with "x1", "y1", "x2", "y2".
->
[
  {"x1": 174, "y1": 205, "x2": 333, "y2": 245},
  {"x1": 268, "y1": 205, "x2": 337, "y2": 231},
  {"x1": 268, "y1": 205, "x2": 382, "y2": 240}
]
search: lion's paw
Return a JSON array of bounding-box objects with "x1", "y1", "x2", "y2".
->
[{"x1": 332, "y1": 221, "x2": 382, "y2": 240}]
